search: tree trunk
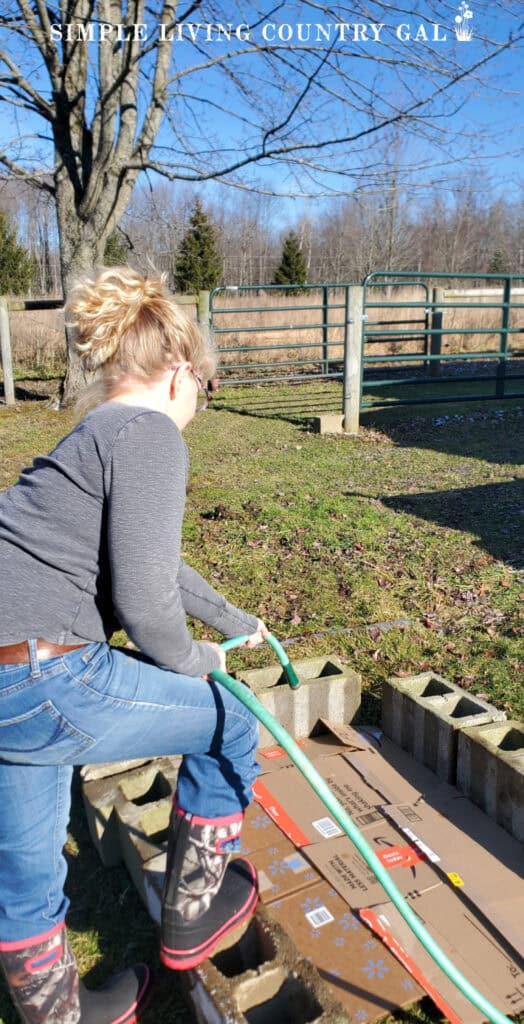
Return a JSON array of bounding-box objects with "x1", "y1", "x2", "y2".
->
[{"x1": 55, "y1": 176, "x2": 106, "y2": 406}]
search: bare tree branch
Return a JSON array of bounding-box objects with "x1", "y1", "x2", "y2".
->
[
  {"x1": 0, "y1": 151, "x2": 56, "y2": 193},
  {"x1": 15, "y1": 0, "x2": 61, "y2": 83}
]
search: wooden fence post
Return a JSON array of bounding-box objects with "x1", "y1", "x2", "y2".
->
[
  {"x1": 430, "y1": 287, "x2": 444, "y2": 377},
  {"x1": 343, "y1": 285, "x2": 363, "y2": 434},
  {"x1": 0, "y1": 300, "x2": 16, "y2": 406},
  {"x1": 198, "y1": 290, "x2": 210, "y2": 327}
]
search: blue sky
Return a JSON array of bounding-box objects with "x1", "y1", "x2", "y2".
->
[{"x1": 1, "y1": 1, "x2": 522, "y2": 223}]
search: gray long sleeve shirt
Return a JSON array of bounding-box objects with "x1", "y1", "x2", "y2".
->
[{"x1": 0, "y1": 403, "x2": 258, "y2": 676}]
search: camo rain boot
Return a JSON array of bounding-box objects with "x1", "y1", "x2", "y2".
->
[
  {"x1": 0, "y1": 922, "x2": 151, "y2": 1023},
  {"x1": 160, "y1": 799, "x2": 258, "y2": 970}
]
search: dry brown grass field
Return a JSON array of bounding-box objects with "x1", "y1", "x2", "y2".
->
[{"x1": 5, "y1": 285, "x2": 524, "y2": 376}]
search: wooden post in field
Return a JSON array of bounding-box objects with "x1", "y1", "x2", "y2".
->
[
  {"x1": 0, "y1": 300, "x2": 15, "y2": 406},
  {"x1": 430, "y1": 287, "x2": 444, "y2": 377},
  {"x1": 198, "y1": 290, "x2": 210, "y2": 327},
  {"x1": 343, "y1": 285, "x2": 363, "y2": 434}
]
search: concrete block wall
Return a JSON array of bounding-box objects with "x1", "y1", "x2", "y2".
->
[
  {"x1": 181, "y1": 903, "x2": 350, "y2": 1024},
  {"x1": 82, "y1": 756, "x2": 180, "y2": 866},
  {"x1": 234, "y1": 657, "x2": 361, "y2": 748},
  {"x1": 457, "y1": 720, "x2": 524, "y2": 842},
  {"x1": 382, "y1": 672, "x2": 506, "y2": 783}
]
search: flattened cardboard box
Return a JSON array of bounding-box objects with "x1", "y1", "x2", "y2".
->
[
  {"x1": 248, "y1": 836, "x2": 321, "y2": 904},
  {"x1": 339, "y1": 726, "x2": 524, "y2": 958},
  {"x1": 253, "y1": 755, "x2": 384, "y2": 846},
  {"x1": 384, "y1": 799, "x2": 524, "y2": 958},
  {"x1": 304, "y1": 827, "x2": 441, "y2": 910},
  {"x1": 235, "y1": 800, "x2": 322, "y2": 903},
  {"x1": 340, "y1": 725, "x2": 444, "y2": 805},
  {"x1": 338, "y1": 725, "x2": 524, "y2": 957},
  {"x1": 365, "y1": 885, "x2": 524, "y2": 1023},
  {"x1": 257, "y1": 727, "x2": 369, "y2": 774},
  {"x1": 269, "y1": 880, "x2": 423, "y2": 1023},
  {"x1": 256, "y1": 727, "x2": 524, "y2": 1021},
  {"x1": 241, "y1": 800, "x2": 292, "y2": 856}
]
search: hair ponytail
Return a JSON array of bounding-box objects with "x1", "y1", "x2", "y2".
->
[{"x1": 65, "y1": 266, "x2": 216, "y2": 409}]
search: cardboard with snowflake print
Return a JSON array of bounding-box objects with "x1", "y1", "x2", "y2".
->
[
  {"x1": 245, "y1": 834, "x2": 322, "y2": 904},
  {"x1": 269, "y1": 879, "x2": 423, "y2": 1022},
  {"x1": 240, "y1": 800, "x2": 293, "y2": 856}
]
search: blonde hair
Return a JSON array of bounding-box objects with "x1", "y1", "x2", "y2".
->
[{"x1": 65, "y1": 266, "x2": 217, "y2": 410}]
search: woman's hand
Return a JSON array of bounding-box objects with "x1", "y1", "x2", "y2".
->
[
  {"x1": 206, "y1": 642, "x2": 226, "y2": 673},
  {"x1": 243, "y1": 618, "x2": 271, "y2": 649}
]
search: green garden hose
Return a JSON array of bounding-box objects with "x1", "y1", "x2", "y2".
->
[{"x1": 211, "y1": 633, "x2": 511, "y2": 1024}]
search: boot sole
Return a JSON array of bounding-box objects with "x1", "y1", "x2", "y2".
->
[
  {"x1": 160, "y1": 863, "x2": 258, "y2": 970},
  {"x1": 104, "y1": 963, "x2": 152, "y2": 1024}
]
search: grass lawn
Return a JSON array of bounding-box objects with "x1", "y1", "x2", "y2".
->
[{"x1": 0, "y1": 382, "x2": 522, "y2": 1024}]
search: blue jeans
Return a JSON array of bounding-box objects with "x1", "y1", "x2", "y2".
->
[{"x1": 0, "y1": 641, "x2": 259, "y2": 943}]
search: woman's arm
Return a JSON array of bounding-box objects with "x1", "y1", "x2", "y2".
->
[
  {"x1": 106, "y1": 411, "x2": 221, "y2": 676},
  {"x1": 177, "y1": 559, "x2": 259, "y2": 639}
]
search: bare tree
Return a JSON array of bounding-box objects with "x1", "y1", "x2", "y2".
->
[{"x1": 1, "y1": 0, "x2": 522, "y2": 400}]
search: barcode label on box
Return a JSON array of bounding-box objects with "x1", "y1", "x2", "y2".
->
[
  {"x1": 355, "y1": 810, "x2": 383, "y2": 827},
  {"x1": 312, "y1": 817, "x2": 342, "y2": 838},
  {"x1": 305, "y1": 905, "x2": 334, "y2": 929},
  {"x1": 398, "y1": 804, "x2": 422, "y2": 823}
]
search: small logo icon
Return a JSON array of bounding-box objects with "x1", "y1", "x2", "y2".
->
[{"x1": 455, "y1": 2, "x2": 473, "y2": 40}]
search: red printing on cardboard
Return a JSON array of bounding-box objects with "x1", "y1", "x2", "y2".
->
[
  {"x1": 252, "y1": 779, "x2": 312, "y2": 847},
  {"x1": 260, "y1": 740, "x2": 306, "y2": 759},
  {"x1": 359, "y1": 908, "x2": 462, "y2": 1024},
  {"x1": 376, "y1": 844, "x2": 427, "y2": 870}
]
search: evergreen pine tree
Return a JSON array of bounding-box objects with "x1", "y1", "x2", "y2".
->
[
  {"x1": 0, "y1": 210, "x2": 36, "y2": 295},
  {"x1": 488, "y1": 249, "x2": 508, "y2": 275},
  {"x1": 272, "y1": 231, "x2": 307, "y2": 288},
  {"x1": 175, "y1": 198, "x2": 222, "y2": 293},
  {"x1": 485, "y1": 248, "x2": 510, "y2": 285},
  {"x1": 104, "y1": 229, "x2": 129, "y2": 266}
]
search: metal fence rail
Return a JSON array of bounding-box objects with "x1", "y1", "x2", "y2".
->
[
  {"x1": 3, "y1": 276, "x2": 523, "y2": 430},
  {"x1": 361, "y1": 271, "x2": 524, "y2": 410},
  {"x1": 209, "y1": 283, "x2": 350, "y2": 384}
]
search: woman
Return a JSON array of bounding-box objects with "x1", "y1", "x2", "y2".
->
[{"x1": 0, "y1": 267, "x2": 267, "y2": 1023}]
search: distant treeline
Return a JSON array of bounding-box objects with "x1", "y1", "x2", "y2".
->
[{"x1": 1, "y1": 176, "x2": 522, "y2": 296}]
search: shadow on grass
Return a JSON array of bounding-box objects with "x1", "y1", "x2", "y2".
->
[
  {"x1": 374, "y1": 480, "x2": 523, "y2": 569},
  {"x1": 0, "y1": 383, "x2": 48, "y2": 403},
  {"x1": 361, "y1": 399, "x2": 523, "y2": 468},
  {"x1": 213, "y1": 388, "x2": 341, "y2": 430}
]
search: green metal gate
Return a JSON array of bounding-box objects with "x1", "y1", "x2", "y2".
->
[
  {"x1": 209, "y1": 283, "x2": 350, "y2": 385},
  {"x1": 361, "y1": 271, "x2": 524, "y2": 408}
]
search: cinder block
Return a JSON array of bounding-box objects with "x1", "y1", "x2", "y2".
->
[
  {"x1": 142, "y1": 851, "x2": 166, "y2": 924},
  {"x1": 181, "y1": 902, "x2": 349, "y2": 1023},
  {"x1": 82, "y1": 756, "x2": 180, "y2": 866},
  {"x1": 80, "y1": 758, "x2": 152, "y2": 783},
  {"x1": 116, "y1": 790, "x2": 172, "y2": 907},
  {"x1": 382, "y1": 672, "x2": 506, "y2": 783},
  {"x1": 312, "y1": 415, "x2": 344, "y2": 435},
  {"x1": 457, "y1": 720, "x2": 524, "y2": 842},
  {"x1": 234, "y1": 657, "x2": 360, "y2": 747}
]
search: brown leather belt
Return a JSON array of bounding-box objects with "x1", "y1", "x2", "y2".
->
[{"x1": 0, "y1": 640, "x2": 88, "y2": 665}]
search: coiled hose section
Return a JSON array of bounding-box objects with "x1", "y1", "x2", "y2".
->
[{"x1": 211, "y1": 632, "x2": 510, "y2": 1024}]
